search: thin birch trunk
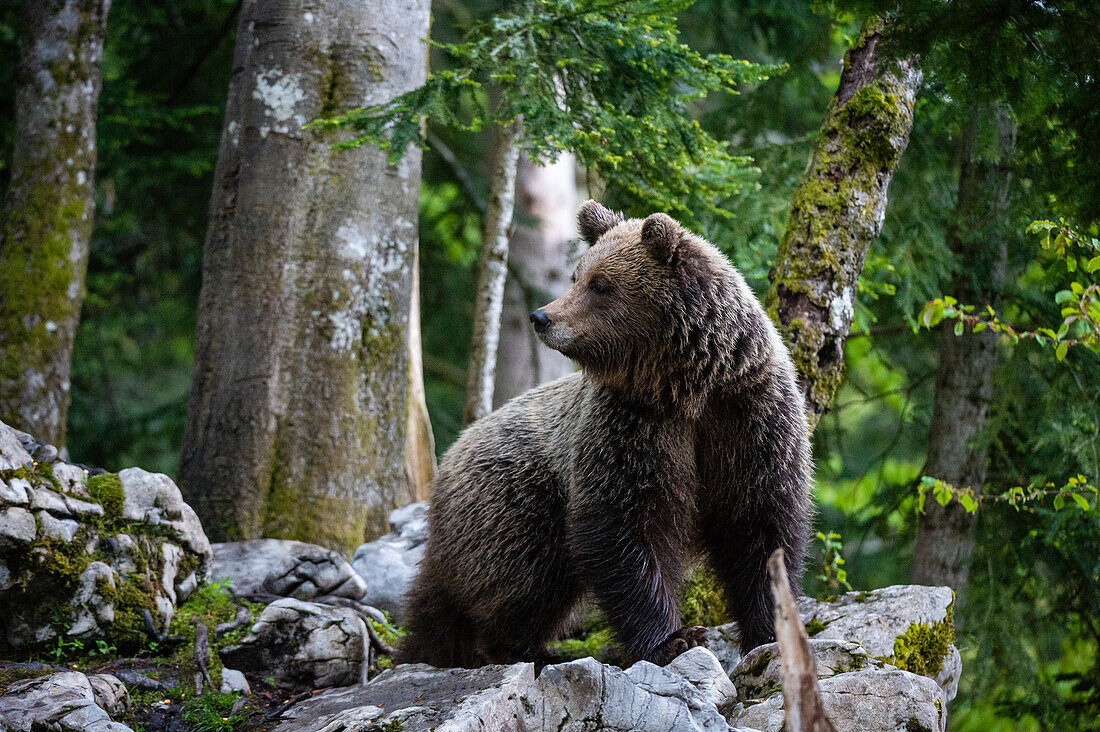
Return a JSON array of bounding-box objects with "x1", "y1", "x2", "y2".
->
[
  {"x1": 911, "y1": 105, "x2": 1016, "y2": 595},
  {"x1": 0, "y1": 0, "x2": 111, "y2": 447},
  {"x1": 178, "y1": 0, "x2": 431, "y2": 551},
  {"x1": 463, "y1": 118, "x2": 522, "y2": 425},
  {"x1": 765, "y1": 20, "x2": 921, "y2": 428},
  {"x1": 494, "y1": 153, "x2": 577, "y2": 407},
  {"x1": 406, "y1": 245, "x2": 436, "y2": 500}
]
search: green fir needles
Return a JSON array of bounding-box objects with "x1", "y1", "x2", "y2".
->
[{"x1": 311, "y1": 0, "x2": 779, "y2": 223}]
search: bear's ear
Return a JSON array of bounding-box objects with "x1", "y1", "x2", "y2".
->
[
  {"x1": 641, "y1": 212, "x2": 681, "y2": 265},
  {"x1": 577, "y1": 200, "x2": 622, "y2": 246}
]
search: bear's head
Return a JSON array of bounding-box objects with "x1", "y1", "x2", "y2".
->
[{"x1": 532, "y1": 200, "x2": 774, "y2": 413}]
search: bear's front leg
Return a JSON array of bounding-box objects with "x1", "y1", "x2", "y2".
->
[{"x1": 568, "y1": 411, "x2": 697, "y2": 664}]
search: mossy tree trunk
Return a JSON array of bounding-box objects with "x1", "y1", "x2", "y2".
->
[
  {"x1": 178, "y1": 0, "x2": 431, "y2": 551},
  {"x1": 493, "y1": 153, "x2": 577, "y2": 407},
  {"x1": 463, "y1": 117, "x2": 522, "y2": 425},
  {"x1": 0, "y1": 0, "x2": 111, "y2": 447},
  {"x1": 911, "y1": 105, "x2": 1016, "y2": 595},
  {"x1": 765, "y1": 20, "x2": 921, "y2": 428}
]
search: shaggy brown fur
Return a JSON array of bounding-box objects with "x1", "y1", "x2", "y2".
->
[{"x1": 400, "y1": 201, "x2": 812, "y2": 668}]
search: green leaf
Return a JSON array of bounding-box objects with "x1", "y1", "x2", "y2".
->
[
  {"x1": 1070, "y1": 493, "x2": 1091, "y2": 510},
  {"x1": 953, "y1": 321, "x2": 964, "y2": 337},
  {"x1": 1055, "y1": 290, "x2": 1074, "y2": 304},
  {"x1": 1056, "y1": 342, "x2": 1069, "y2": 361},
  {"x1": 1054, "y1": 494, "x2": 1065, "y2": 510},
  {"x1": 959, "y1": 493, "x2": 978, "y2": 513},
  {"x1": 1087, "y1": 255, "x2": 1100, "y2": 273}
]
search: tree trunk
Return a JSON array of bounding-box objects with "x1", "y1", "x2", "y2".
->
[
  {"x1": 406, "y1": 245, "x2": 436, "y2": 501},
  {"x1": 463, "y1": 118, "x2": 522, "y2": 425},
  {"x1": 910, "y1": 105, "x2": 1016, "y2": 593},
  {"x1": 178, "y1": 0, "x2": 431, "y2": 551},
  {"x1": 765, "y1": 20, "x2": 921, "y2": 428},
  {"x1": 493, "y1": 153, "x2": 577, "y2": 407},
  {"x1": 0, "y1": 0, "x2": 111, "y2": 447}
]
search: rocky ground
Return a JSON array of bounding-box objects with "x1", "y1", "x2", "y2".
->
[{"x1": 0, "y1": 419, "x2": 960, "y2": 731}]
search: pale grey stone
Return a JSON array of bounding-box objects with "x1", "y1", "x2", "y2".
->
[
  {"x1": 53, "y1": 462, "x2": 90, "y2": 497},
  {"x1": 220, "y1": 598, "x2": 367, "y2": 689},
  {"x1": 69, "y1": 561, "x2": 117, "y2": 638},
  {"x1": 350, "y1": 501, "x2": 430, "y2": 617},
  {"x1": 701, "y1": 621, "x2": 742, "y2": 674},
  {"x1": 797, "y1": 585, "x2": 954, "y2": 658},
  {"x1": 0, "y1": 671, "x2": 133, "y2": 732},
  {"x1": 118, "y1": 467, "x2": 212, "y2": 561},
  {"x1": 732, "y1": 639, "x2": 887, "y2": 701},
  {"x1": 63, "y1": 494, "x2": 104, "y2": 517},
  {"x1": 274, "y1": 661, "x2": 533, "y2": 732},
  {"x1": 729, "y1": 669, "x2": 945, "y2": 732},
  {"x1": 220, "y1": 668, "x2": 252, "y2": 695},
  {"x1": 161, "y1": 541, "x2": 182, "y2": 604},
  {"x1": 1, "y1": 476, "x2": 31, "y2": 505},
  {"x1": 0, "y1": 420, "x2": 34, "y2": 471},
  {"x1": 212, "y1": 539, "x2": 367, "y2": 602},
  {"x1": 0, "y1": 506, "x2": 36, "y2": 546},
  {"x1": 87, "y1": 673, "x2": 130, "y2": 719},
  {"x1": 936, "y1": 644, "x2": 962, "y2": 704},
  {"x1": 176, "y1": 570, "x2": 199, "y2": 603},
  {"x1": 29, "y1": 486, "x2": 70, "y2": 516},
  {"x1": 37, "y1": 510, "x2": 80, "y2": 542},
  {"x1": 524, "y1": 648, "x2": 735, "y2": 731}
]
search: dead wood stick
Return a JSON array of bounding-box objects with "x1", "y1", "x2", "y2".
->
[{"x1": 768, "y1": 548, "x2": 837, "y2": 732}]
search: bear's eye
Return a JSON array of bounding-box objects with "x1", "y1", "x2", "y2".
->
[{"x1": 588, "y1": 277, "x2": 608, "y2": 294}]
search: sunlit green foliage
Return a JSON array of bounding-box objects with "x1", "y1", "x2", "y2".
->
[{"x1": 313, "y1": 0, "x2": 778, "y2": 226}]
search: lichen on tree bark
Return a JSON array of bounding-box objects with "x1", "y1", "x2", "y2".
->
[
  {"x1": 765, "y1": 20, "x2": 921, "y2": 428},
  {"x1": 178, "y1": 0, "x2": 431, "y2": 551},
  {"x1": 0, "y1": 0, "x2": 111, "y2": 447}
]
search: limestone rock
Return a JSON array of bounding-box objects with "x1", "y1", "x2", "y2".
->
[
  {"x1": 730, "y1": 669, "x2": 946, "y2": 732},
  {"x1": 118, "y1": 468, "x2": 211, "y2": 559},
  {"x1": 525, "y1": 647, "x2": 737, "y2": 731},
  {"x1": 350, "y1": 501, "x2": 429, "y2": 617},
  {"x1": 0, "y1": 421, "x2": 212, "y2": 652},
  {"x1": 220, "y1": 598, "x2": 367, "y2": 688},
  {"x1": 798, "y1": 585, "x2": 953, "y2": 658},
  {"x1": 276, "y1": 647, "x2": 742, "y2": 732},
  {"x1": 0, "y1": 421, "x2": 33, "y2": 471},
  {"x1": 69, "y1": 562, "x2": 118, "y2": 638},
  {"x1": 798, "y1": 585, "x2": 959, "y2": 697},
  {"x1": 87, "y1": 673, "x2": 131, "y2": 719},
  {"x1": 220, "y1": 668, "x2": 251, "y2": 695},
  {"x1": 212, "y1": 539, "x2": 368, "y2": 603},
  {"x1": 732, "y1": 638, "x2": 885, "y2": 701},
  {"x1": 275, "y1": 661, "x2": 534, "y2": 732},
  {"x1": 0, "y1": 671, "x2": 133, "y2": 732},
  {"x1": 37, "y1": 510, "x2": 80, "y2": 543},
  {"x1": 0, "y1": 506, "x2": 36, "y2": 546},
  {"x1": 701, "y1": 621, "x2": 742, "y2": 674}
]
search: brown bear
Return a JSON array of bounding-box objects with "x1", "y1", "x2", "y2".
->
[{"x1": 399, "y1": 201, "x2": 812, "y2": 668}]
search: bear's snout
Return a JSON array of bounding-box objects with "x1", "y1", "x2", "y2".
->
[{"x1": 530, "y1": 309, "x2": 551, "y2": 333}]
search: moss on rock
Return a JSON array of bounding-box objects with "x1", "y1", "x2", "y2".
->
[
  {"x1": 883, "y1": 605, "x2": 955, "y2": 678},
  {"x1": 87, "y1": 473, "x2": 124, "y2": 518}
]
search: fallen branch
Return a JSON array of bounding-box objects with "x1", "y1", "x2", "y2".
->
[{"x1": 768, "y1": 548, "x2": 836, "y2": 732}]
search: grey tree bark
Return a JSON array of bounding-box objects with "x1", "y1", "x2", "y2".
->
[
  {"x1": 493, "y1": 152, "x2": 577, "y2": 407},
  {"x1": 910, "y1": 105, "x2": 1016, "y2": 594},
  {"x1": 0, "y1": 0, "x2": 111, "y2": 447},
  {"x1": 463, "y1": 118, "x2": 522, "y2": 425},
  {"x1": 765, "y1": 20, "x2": 921, "y2": 428},
  {"x1": 178, "y1": 0, "x2": 431, "y2": 551}
]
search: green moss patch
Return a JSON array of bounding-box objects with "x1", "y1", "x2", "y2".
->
[
  {"x1": 87, "y1": 473, "x2": 124, "y2": 517},
  {"x1": 679, "y1": 565, "x2": 729, "y2": 627},
  {"x1": 882, "y1": 606, "x2": 955, "y2": 678},
  {"x1": 804, "y1": 617, "x2": 827, "y2": 636}
]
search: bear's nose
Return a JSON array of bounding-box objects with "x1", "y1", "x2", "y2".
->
[{"x1": 530, "y1": 309, "x2": 551, "y2": 333}]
